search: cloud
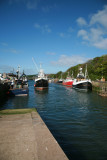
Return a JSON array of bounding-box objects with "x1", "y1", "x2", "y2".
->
[
  {"x1": 24, "y1": 68, "x2": 36, "y2": 75},
  {"x1": 0, "y1": 65, "x2": 35, "y2": 75},
  {"x1": 90, "y1": 5, "x2": 107, "y2": 28},
  {"x1": 93, "y1": 38, "x2": 107, "y2": 49},
  {"x1": 9, "y1": 0, "x2": 39, "y2": 10},
  {"x1": 59, "y1": 31, "x2": 72, "y2": 38},
  {"x1": 78, "y1": 27, "x2": 107, "y2": 49},
  {"x1": 34, "y1": 23, "x2": 40, "y2": 29},
  {"x1": 0, "y1": 48, "x2": 20, "y2": 54},
  {"x1": 41, "y1": 4, "x2": 57, "y2": 13},
  {"x1": 59, "y1": 32, "x2": 65, "y2": 38},
  {"x1": 0, "y1": 42, "x2": 8, "y2": 46},
  {"x1": 58, "y1": 26, "x2": 73, "y2": 38},
  {"x1": 0, "y1": 41, "x2": 20, "y2": 54},
  {"x1": 51, "y1": 55, "x2": 89, "y2": 67},
  {"x1": 68, "y1": 27, "x2": 73, "y2": 33},
  {"x1": 77, "y1": 5, "x2": 107, "y2": 50},
  {"x1": 10, "y1": 48, "x2": 19, "y2": 54},
  {"x1": 34, "y1": 23, "x2": 51, "y2": 33},
  {"x1": 46, "y1": 52, "x2": 56, "y2": 55},
  {"x1": 76, "y1": 17, "x2": 87, "y2": 26},
  {"x1": 78, "y1": 29, "x2": 89, "y2": 40},
  {"x1": 26, "y1": 0, "x2": 38, "y2": 9},
  {"x1": 0, "y1": 65, "x2": 14, "y2": 73}
]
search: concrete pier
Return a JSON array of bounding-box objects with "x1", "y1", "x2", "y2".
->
[{"x1": 0, "y1": 109, "x2": 68, "y2": 160}]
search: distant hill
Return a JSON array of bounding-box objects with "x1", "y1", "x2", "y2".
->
[{"x1": 50, "y1": 54, "x2": 107, "y2": 81}]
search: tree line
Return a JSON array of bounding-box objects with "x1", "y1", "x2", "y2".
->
[{"x1": 49, "y1": 55, "x2": 107, "y2": 81}]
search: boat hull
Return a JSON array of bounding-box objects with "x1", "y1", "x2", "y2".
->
[
  {"x1": 72, "y1": 81, "x2": 92, "y2": 91},
  {"x1": 34, "y1": 79, "x2": 48, "y2": 90},
  {"x1": 9, "y1": 88, "x2": 29, "y2": 96},
  {"x1": 57, "y1": 80, "x2": 63, "y2": 84},
  {"x1": 63, "y1": 81, "x2": 73, "y2": 86},
  {"x1": 0, "y1": 83, "x2": 10, "y2": 98}
]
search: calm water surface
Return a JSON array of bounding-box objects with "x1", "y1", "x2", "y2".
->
[{"x1": 0, "y1": 80, "x2": 107, "y2": 160}]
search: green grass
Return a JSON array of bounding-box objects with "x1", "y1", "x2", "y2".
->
[{"x1": 0, "y1": 108, "x2": 36, "y2": 115}]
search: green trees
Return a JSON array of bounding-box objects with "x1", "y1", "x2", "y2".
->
[{"x1": 51, "y1": 55, "x2": 107, "y2": 81}]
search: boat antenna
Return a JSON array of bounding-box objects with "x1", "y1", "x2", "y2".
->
[{"x1": 32, "y1": 57, "x2": 39, "y2": 73}]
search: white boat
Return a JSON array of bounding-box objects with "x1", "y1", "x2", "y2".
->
[
  {"x1": 34, "y1": 64, "x2": 48, "y2": 90},
  {"x1": 73, "y1": 65, "x2": 92, "y2": 91}
]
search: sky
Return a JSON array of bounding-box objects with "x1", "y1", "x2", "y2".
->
[{"x1": 0, "y1": 0, "x2": 107, "y2": 75}]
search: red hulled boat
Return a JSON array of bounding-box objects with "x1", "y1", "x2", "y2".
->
[{"x1": 63, "y1": 72, "x2": 73, "y2": 87}]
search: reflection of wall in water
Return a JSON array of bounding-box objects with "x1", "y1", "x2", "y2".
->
[{"x1": 11, "y1": 96, "x2": 29, "y2": 109}]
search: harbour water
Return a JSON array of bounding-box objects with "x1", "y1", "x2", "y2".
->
[{"x1": 0, "y1": 80, "x2": 107, "y2": 160}]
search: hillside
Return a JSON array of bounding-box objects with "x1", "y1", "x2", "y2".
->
[{"x1": 50, "y1": 55, "x2": 107, "y2": 81}]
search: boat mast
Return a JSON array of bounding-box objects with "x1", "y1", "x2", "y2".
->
[
  {"x1": 61, "y1": 73, "x2": 62, "y2": 79},
  {"x1": 32, "y1": 57, "x2": 39, "y2": 73},
  {"x1": 71, "y1": 71, "x2": 73, "y2": 78},
  {"x1": 85, "y1": 64, "x2": 88, "y2": 79},
  {"x1": 16, "y1": 65, "x2": 20, "y2": 79},
  {"x1": 18, "y1": 66, "x2": 20, "y2": 79}
]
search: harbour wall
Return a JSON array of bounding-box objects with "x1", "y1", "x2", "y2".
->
[
  {"x1": 92, "y1": 81, "x2": 107, "y2": 97},
  {"x1": 0, "y1": 109, "x2": 68, "y2": 160}
]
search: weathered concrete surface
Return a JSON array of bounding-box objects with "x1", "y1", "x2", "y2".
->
[{"x1": 0, "y1": 109, "x2": 68, "y2": 160}]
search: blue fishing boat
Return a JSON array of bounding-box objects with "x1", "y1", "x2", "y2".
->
[
  {"x1": 9, "y1": 88, "x2": 29, "y2": 96},
  {"x1": 9, "y1": 67, "x2": 29, "y2": 96}
]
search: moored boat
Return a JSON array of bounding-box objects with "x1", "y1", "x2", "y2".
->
[
  {"x1": 8, "y1": 67, "x2": 29, "y2": 96},
  {"x1": 9, "y1": 87, "x2": 29, "y2": 96},
  {"x1": 57, "y1": 73, "x2": 63, "y2": 84},
  {"x1": 34, "y1": 65, "x2": 48, "y2": 90},
  {"x1": 72, "y1": 65, "x2": 92, "y2": 91},
  {"x1": 57, "y1": 79, "x2": 63, "y2": 84},
  {"x1": 63, "y1": 72, "x2": 73, "y2": 87}
]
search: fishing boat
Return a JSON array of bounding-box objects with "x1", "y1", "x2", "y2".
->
[
  {"x1": 8, "y1": 67, "x2": 29, "y2": 96},
  {"x1": 63, "y1": 72, "x2": 73, "y2": 87},
  {"x1": 57, "y1": 73, "x2": 63, "y2": 84},
  {"x1": 72, "y1": 65, "x2": 92, "y2": 91},
  {"x1": 57, "y1": 79, "x2": 63, "y2": 84},
  {"x1": 34, "y1": 64, "x2": 48, "y2": 90}
]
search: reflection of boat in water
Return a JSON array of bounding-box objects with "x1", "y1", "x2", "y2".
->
[
  {"x1": 73, "y1": 65, "x2": 92, "y2": 91},
  {"x1": 63, "y1": 72, "x2": 73, "y2": 87},
  {"x1": 34, "y1": 87, "x2": 48, "y2": 94},
  {"x1": 9, "y1": 67, "x2": 29, "y2": 96},
  {"x1": 34, "y1": 64, "x2": 48, "y2": 90}
]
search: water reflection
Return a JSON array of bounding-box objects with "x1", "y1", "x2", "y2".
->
[
  {"x1": 3, "y1": 96, "x2": 29, "y2": 109},
  {"x1": 0, "y1": 96, "x2": 8, "y2": 109},
  {"x1": 34, "y1": 88, "x2": 49, "y2": 111},
  {"x1": 34, "y1": 88, "x2": 49, "y2": 95},
  {"x1": 0, "y1": 81, "x2": 107, "y2": 160}
]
